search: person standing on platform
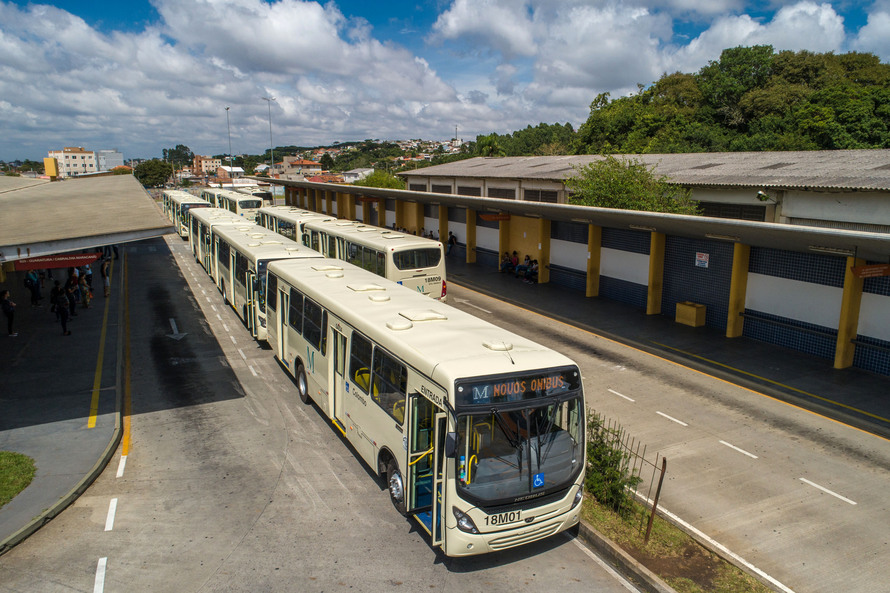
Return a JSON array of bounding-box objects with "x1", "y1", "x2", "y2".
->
[
  {"x1": 1, "y1": 290, "x2": 17, "y2": 337},
  {"x1": 100, "y1": 259, "x2": 111, "y2": 297}
]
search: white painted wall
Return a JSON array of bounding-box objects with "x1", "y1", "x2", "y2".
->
[
  {"x1": 859, "y1": 293, "x2": 890, "y2": 342},
  {"x1": 424, "y1": 216, "x2": 439, "y2": 239},
  {"x1": 477, "y1": 226, "x2": 499, "y2": 251},
  {"x1": 551, "y1": 239, "x2": 588, "y2": 269},
  {"x1": 746, "y1": 273, "x2": 842, "y2": 329},
  {"x1": 601, "y1": 248, "x2": 650, "y2": 286},
  {"x1": 355, "y1": 202, "x2": 363, "y2": 220}
]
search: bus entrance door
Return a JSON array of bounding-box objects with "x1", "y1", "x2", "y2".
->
[
  {"x1": 329, "y1": 328, "x2": 347, "y2": 436},
  {"x1": 407, "y1": 394, "x2": 445, "y2": 547},
  {"x1": 246, "y1": 270, "x2": 257, "y2": 336}
]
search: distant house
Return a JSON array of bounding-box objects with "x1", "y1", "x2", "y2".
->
[
  {"x1": 305, "y1": 174, "x2": 344, "y2": 184},
  {"x1": 194, "y1": 155, "x2": 222, "y2": 175},
  {"x1": 217, "y1": 165, "x2": 244, "y2": 179},
  {"x1": 46, "y1": 146, "x2": 97, "y2": 178},
  {"x1": 254, "y1": 163, "x2": 271, "y2": 173},
  {"x1": 283, "y1": 159, "x2": 322, "y2": 174},
  {"x1": 343, "y1": 168, "x2": 374, "y2": 183}
]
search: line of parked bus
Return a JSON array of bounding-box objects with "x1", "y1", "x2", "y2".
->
[{"x1": 170, "y1": 198, "x2": 587, "y2": 557}]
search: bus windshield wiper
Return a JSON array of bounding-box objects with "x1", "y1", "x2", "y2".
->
[{"x1": 491, "y1": 408, "x2": 521, "y2": 449}]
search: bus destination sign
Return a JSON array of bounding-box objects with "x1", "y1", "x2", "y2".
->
[{"x1": 456, "y1": 369, "x2": 579, "y2": 407}]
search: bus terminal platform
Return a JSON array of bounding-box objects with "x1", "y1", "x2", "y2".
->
[{"x1": 2, "y1": 247, "x2": 889, "y2": 563}]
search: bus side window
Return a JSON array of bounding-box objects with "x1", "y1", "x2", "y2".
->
[
  {"x1": 376, "y1": 251, "x2": 386, "y2": 277},
  {"x1": 371, "y1": 348, "x2": 407, "y2": 424},
  {"x1": 266, "y1": 274, "x2": 278, "y2": 312},
  {"x1": 303, "y1": 298, "x2": 324, "y2": 352},
  {"x1": 349, "y1": 332, "x2": 373, "y2": 394},
  {"x1": 288, "y1": 288, "x2": 303, "y2": 333}
]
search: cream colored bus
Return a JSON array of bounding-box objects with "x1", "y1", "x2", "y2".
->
[
  {"x1": 211, "y1": 225, "x2": 323, "y2": 340},
  {"x1": 265, "y1": 258, "x2": 585, "y2": 556},
  {"x1": 257, "y1": 206, "x2": 332, "y2": 242},
  {"x1": 162, "y1": 190, "x2": 209, "y2": 238},
  {"x1": 188, "y1": 208, "x2": 253, "y2": 274},
  {"x1": 215, "y1": 189, "x2": 262, "y2": 222},
  {"x1": 301, "y1": 219, "x2": 447, "y2": 301}
]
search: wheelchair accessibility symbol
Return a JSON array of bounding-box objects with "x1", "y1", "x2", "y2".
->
[{"x1": 533, "y1": 473, "x2": 545, "y2": 488}]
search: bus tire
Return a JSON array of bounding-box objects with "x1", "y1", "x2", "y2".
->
[
  {"x1": 386, "y1": 460, "x2": 406, "y2": 516},
  {"x1": 295, "y1": 362, "x2": 310, "y2": 404}
]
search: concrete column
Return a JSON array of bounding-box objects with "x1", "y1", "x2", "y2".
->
[
  {"x1": 465, "y1": 208, "x2": 477, "y2": 264},
  {"x1": 646, "y1": 232, "x2": 665, "y2": 315},
  {"x1": 438, "y1": 205, "x2": 448, "y2": 243},
  {"x1": 726, "y1": 243, "x2": 751, "y2": 338},
  {"x1": 834, "y1": 256, "x2": 865, "y2": 369},
  {"x1": 537, "y1": 218, "x2": 551, "y2": 284},
  {"x1": 586, "y1": 225, "x2": 602, "y2": 297}
]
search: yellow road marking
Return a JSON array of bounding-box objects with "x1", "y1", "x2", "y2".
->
[
  {"x1": 122, "y1": 253, "x2": 131, "y2": 456},
  {"x1": 88, "y1": 260, "x2": 114, "y2": 429}
]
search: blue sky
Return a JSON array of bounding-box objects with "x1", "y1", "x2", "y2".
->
[{"x1": 1, "y1": 0, "x2": 888, "y2": 161}]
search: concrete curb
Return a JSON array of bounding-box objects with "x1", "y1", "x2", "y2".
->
[
  {"x1": 0, "y1": 420, "x2": 122, "y2": 556},
  {"x1": 577, "y1": 521, "x2": 677, "y2": 593}
]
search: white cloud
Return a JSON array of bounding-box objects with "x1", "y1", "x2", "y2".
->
[
  {"x1": 430, "y1": 0, "x2": 537, "y2": 58},
  {"x1": 852, "y1": 1, "x2": 890, "y2": 60}
]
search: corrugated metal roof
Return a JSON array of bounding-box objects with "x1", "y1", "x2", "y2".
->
[{"x1": 401, "y1": 150, "x2": 890, "y2": 191}]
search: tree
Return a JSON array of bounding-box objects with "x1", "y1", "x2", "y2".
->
[
  {"x1": 134, "y1": 159, "x2": 173, "y2": 187},
  {"x1": 353, "y1": 170, "x2": 405, "y2": 189},
  {"x1": 320, "y1": 153, "x2": 335, "y2": 171},
  {"x1": 162, "y1": 144, "x2": 194, "y2": 168},
  {"x1": 565, "y1": 155, "x2": 700, "y2": 214},
  {"x1": 475, "y1": 133, "x2": 505, "y2": 157}
]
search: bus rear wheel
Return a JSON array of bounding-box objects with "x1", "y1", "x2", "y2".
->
[
  {"x1": 387, "y1": 460, "x2": 406, "y2": 516},
  {"x1": 295, "y1": 362, "x2": 310, "y2": 404}
]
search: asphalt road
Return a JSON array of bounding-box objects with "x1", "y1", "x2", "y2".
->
[{"x1": 0, "y1": 237, "x2": 640, "y2": 593}]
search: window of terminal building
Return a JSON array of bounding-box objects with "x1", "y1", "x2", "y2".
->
[
  {"x1": 551, "y1": 221, "x2": 588, "y2": 244},
  {"x1": 447, "y1": 207, "x2": 466, "y2": 223},
  {"x1": 487, "y1": 187, "x2": 516, "y2": 199},
  {"x1": 409, "y1": 184, "x2": 427, "y2": 192},
  {"x1": 457, "y1": 186, "x2": 481, "y2": 196},
  {"x1": 524, "y1": 189, "x2": 558, "y2": 203},
  {"x1": 431, "y1": 184, "x2": 451, "y2": 194},
  {"x1": 698, "y1": 202, "x2": 766, "y2": 221}
]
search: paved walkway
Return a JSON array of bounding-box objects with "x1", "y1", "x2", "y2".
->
[{"x1": 445, "y1": 256, "x2": 890, "y2": 439}]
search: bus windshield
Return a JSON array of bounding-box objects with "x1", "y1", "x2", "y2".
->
[
  {"x1": 240, "y1": 200, "x2": 262, "y2": 209},
  {"x1": 455, "y1": 395, "x2": 583, "y2": 506},
  {"x1": 392, "y1": 248, "x2": 441, "y2": 271}
]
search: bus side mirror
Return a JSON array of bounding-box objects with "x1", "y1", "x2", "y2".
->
[{"x1": 444, "y1": 432, "x2": 458, "y2": 458}]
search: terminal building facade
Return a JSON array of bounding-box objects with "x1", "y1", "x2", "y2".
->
[{"x1": 269, "y1": 149, "x2": 890, "y2": 378}]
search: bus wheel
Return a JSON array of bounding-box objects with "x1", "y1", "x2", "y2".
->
[
  {"x1": 387, "y1": 460, "x2": 406, "y2": 516},
  {"x1": 296, "y1": 362, "x2": 310, "y2": 404}
]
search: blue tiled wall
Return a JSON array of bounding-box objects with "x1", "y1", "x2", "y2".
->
[
  {"x1": 550, "y1": 266, "x2": 587, "y2": 293},
  {"x1": 600, "y1": 276, "x2": 648, "y2": 310},
  {"x1": 853, "y1": 336, "x2": 890, "y2": 376},
  {"x1": 750, "y1": 247, "x2": 846, "y2": 286},
  {"x1": 742, "y1": 311, "x2": 838, "y2": 361},
  {"x1": 602, "y1": 228, "x2": 650, "y2": 254},
  {"x1": 662, "y1": 237, "x2": 734, "y2": 331}
]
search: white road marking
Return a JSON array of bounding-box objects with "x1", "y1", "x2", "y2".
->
[
  {"x1": 635, "y1": 495, "x2": 796, "y2": 593},
  {"x1": 210, "y1": 304, "x2": 217, "y2": 312},
  {"x1": 608, "y1": 388, "x2": 635, "y2": 402},
  {"x1": 569, "y1": 536, "x2": 640, "y2": 592},
  {"x1": 230, "y1": 335, "x2": 237, "y2": 345},
  {"x1": 800, "y1": 478, "x2": 857, "y2": 505},
  {"x1": 223, "y1": 324, "x2": 229, "y2": 332},
  {"x1": 105, "y1": 498, "x2": 118, "y2": 531},
  {"x1": 93, "y1": 557, "x2": 107, "y2": 593},
  {"x1": 116, "y1": 455, "x2": 127, "y2": 478},
  {"x1": 719, "y1": 440, "x2": 758, "y2": 459},
  {"x1": 238, "y1": 348, "x2": 247, "y2": 360},
  {"x1": 452, "y1": 297, "x2": 491, "y2": 314},
  {"x1": 656, "y1": 411, "x2": 688, "y2": 426},
  {"x1": 216, "y1": 314, "x2": 222, "y2": 320},
  {"x1": 249, "y1": 365, "x2": 258, "y2": 377}
]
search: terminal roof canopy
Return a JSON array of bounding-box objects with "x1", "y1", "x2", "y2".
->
[{"x1": 0, "y1": 175, "x2": 173, "y2": 263}]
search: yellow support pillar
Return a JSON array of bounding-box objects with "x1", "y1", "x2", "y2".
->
[
  {"x1": 647, "y1": 232, "x2": 665, "y2": 315},
  {"x1": 377, "y1": 198, "x2": 386, "y2": 227},
  {"x1": 498, "y1": 217, "x2": 511, "y2": 261},
  {"x1": 439, "y1": 205, "x2": 448, "y2": 244},
  {"x1": 538, "y1": 218, "x2": 551, "y2": 284},
  {"x1": 586, "y1": 225, "x2": 602, "y2": 297},
  {"x1": 325, "y1": 191, "x2": 333, "y2": 216},
  {"x1": 395, "y1": 200, "x2": 404, "y2": 231},
  {"x1": 834, "y1": 256, "x2": 865, "y2": 369},
  {"x1": 726, "y1": 243, "x2": 751, "y2": 338},
  {"x1": 362, "y1": 196, "x2": 372, "y2": 224},
  {"x1": 345, "y1": 193, "x2": 356, "y2": 220},
  {"x1": 414, "y1": 203, "x2": 425, "y2": 236},
  {"x1": 465, "y1": 208, "x2": 477, "y2": 263}
]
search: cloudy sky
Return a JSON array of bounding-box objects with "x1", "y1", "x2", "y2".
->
[{"x1": 1, "y1": 0, "x2": 888, "y2": 161}]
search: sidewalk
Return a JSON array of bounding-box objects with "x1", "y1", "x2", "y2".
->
[
  {"x1": 445, "y1": 257, "x2": 890, "y2": 439},
  {"x1": 0, "y1": 265, "x2": 121, "y2": 553}
]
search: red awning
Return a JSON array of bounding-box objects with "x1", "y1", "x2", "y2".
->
[{"x1": 14, "y1": 251, "x2": 104, "y2": 271}]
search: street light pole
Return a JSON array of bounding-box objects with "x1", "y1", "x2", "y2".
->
[
  {"x1": 225, "y1": 106, "x2": 234, "y2": 188},
  {"x1": 261, "y1": 96, "x2": 276, "y2": 174}
]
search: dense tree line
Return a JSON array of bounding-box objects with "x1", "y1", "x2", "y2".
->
[{"x1": 573, "y1": 46, "x2": 890, "y2": 153}]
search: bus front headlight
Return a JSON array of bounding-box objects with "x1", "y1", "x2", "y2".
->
[
  {"x1": 452, "y1": 507, "x2": 479, "y2": 534},
  {"x1": 571, "y1": 488, "x2": 583, "y2": 509}
]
